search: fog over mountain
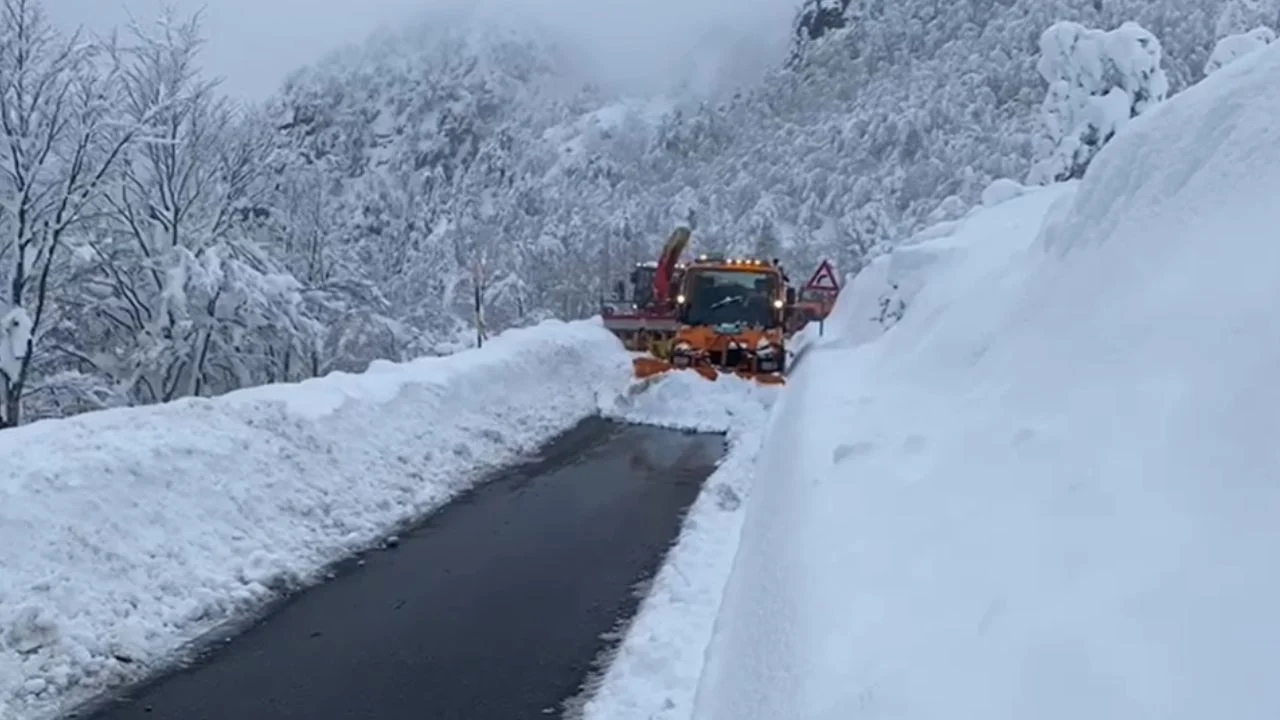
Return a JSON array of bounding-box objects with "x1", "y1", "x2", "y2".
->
[{"x1": 45, "y1": 0, "x2": 798, "y2": 100}]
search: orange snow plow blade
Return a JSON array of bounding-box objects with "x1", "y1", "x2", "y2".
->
[
  {"x1": 631, "y1": 357, "x2": 783, "y2": 385},
  {"x1": 633, "y1": 355, "x2": 674, "y2": 379},
  {"x1": 631, "y1": 356, "x2": 719, "y2": 382},
  {"x1": 692, "y1": 364, "x2": 719, "y2": 381}
]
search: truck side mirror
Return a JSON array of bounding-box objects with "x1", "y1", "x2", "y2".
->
[{"x1": 786, "y1": 287, "x2": 797, "y2": 305}]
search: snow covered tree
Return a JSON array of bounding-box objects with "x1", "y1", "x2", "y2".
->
[
  {"x1": 0, "y1": 0, "x2": 153, "y2": 426},
  {"x1": 1213, "y1": 0, "x2": 1280, "y2": 37},
  {"x1": 51, "y1": 10, "x2": 317, "y2": 405},
  {"x1": 790, "y1": 0, "x2": 854, "y2": 62},
  {"x1": 1027, "y1": 21, "x2": 1170, "y2": 184},
  {"x1": 260, "y1": 155, "x2": 413, "y2": 375}
]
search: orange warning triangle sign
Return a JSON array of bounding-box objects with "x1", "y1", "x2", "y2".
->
[{"x1": 804, "y1": 260, "x2": 840, "y2": 292}]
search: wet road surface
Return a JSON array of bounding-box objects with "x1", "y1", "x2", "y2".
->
[{"x1": 73, "y1": 418, "x2": 722, "y2": 720}]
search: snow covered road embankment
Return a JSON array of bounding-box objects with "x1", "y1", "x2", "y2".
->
[
  {"x1": 693, "y1": 42, "x2": 1280, "y2": 720},
  {"x1": 0, "y1": 319, "x2": 632, "y2": 720}
]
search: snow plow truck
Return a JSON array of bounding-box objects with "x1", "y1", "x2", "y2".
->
[{"x1": 602, "y1": 226, "x2": 798, "y2": 385}]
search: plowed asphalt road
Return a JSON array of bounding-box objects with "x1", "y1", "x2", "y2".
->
[{"x1": 70, "y1": 418, "x2": 722, "y2": 720}]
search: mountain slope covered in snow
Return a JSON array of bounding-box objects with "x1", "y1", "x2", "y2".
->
[
  {"x1": 692, "y1": 38, "x2": 1280, "y2": 720},
  {"x1": 264, "y1": 0, "x2": 1280, "y2": 333},
  {"x1": 5, "y1": 0, "x2": 1271, "y2": 426}
]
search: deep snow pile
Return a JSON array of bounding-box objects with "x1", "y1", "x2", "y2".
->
[
  {"x1": 604, "y1": 368, "x2": 777, "y2": 433},
  {"x1": 692, "y1": 42, "x2": 1280, "y2": 720},
  {"x1": 579, "y1": 372, "x2": 776, "y2": 720},
  {"x1": 1204, "y1": 26, "x2": 1275, "y2": 75},
  {"x1": 0, "y1": 319, "x2": 631, "y2": 720}
]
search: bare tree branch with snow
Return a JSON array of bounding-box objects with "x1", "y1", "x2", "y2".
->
[{"x1": 0, "y1": 0, "x2": 153, "y2": 427}]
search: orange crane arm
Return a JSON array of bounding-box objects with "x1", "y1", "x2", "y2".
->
[{"x1": 653, "y1": 226, "x2": 691, "y2": 304}]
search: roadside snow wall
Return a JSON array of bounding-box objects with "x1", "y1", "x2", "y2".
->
[
  {"x1": 693, "y1": 42, "x2": 1280, "y2": 720},
  {"x1": 0, "y1": 319, "x2": 631, "y2": 720}
]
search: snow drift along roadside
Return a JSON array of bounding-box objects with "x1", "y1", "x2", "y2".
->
[
  {"x1": 0, "y1": 319, "x2": 632, "y2": 720},
  {"x1": 694, "y1": 42, "x2": 1280, "y2": 720},
  {"x1": 573, "y1": 372, "x2": 776, "y2": 720}
]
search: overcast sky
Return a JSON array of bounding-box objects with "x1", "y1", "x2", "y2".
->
[{"x1": 43, "y1": 0, "x2": 797, "y2": 101}]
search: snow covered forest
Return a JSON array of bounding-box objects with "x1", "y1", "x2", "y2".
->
[{"x1": 0, "y1": 0, "x2": 1274, "y2": 427}]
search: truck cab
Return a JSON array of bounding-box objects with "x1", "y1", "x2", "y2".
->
[
  {"x1": 675, "y1": 257, "x2": 787, "y2": 330},
  {"x1": 665, "y1": 256, "x2": 790, "y2": 380}
]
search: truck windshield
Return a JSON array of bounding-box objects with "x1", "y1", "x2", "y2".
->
[{"x1": 682, "y1": 269, "x2": 779, "y2": 328}]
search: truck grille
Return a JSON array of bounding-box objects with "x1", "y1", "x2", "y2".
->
[{"x1": 713, "y1": 347, "x2": 745, "y2": 369}]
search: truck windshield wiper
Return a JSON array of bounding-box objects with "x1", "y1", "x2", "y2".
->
[{"x1": 710, "y1": 295, "x2": 745, "y2": 309}]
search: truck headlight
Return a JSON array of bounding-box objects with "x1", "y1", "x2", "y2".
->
[
  {"x1": 673, "y1": 342, "x2": 694, "y2": 364},
  {"x1": 756, "y1": 343, "x2": 782, "y2": 372}
]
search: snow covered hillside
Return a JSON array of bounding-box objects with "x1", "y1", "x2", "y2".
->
[
  {"x1": 9, "y1": 0, "x2": 1268, "y2": 430},
  {"x1": 693, "y1": 41, "x2": 1280, "y2": 720},
  {"x1": 0, "y1": 320, "x2": 630, "y2": 720}
]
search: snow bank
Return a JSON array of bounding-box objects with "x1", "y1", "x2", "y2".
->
[
  {"x1": 603, "y1": 369, "x2": 777, "y2": 433},
  {"x1": 979, "y1": 177, "x2": 1027, "y2": 207},
  {"x1": 693, "y1": 41, "x2": 1280, "y2": 720},
  {"x1": 578, "y1": 372, "x2": 776, "y2": 720},
  {"x1": 815, "y1": 182, "x2": 1073, "y2": 354},
  {"x1": 1204, "y1": 26, "x2": 1275, "y2": 76},
  {"x1": 0, "y1": 319, "x2": 631, "y2": 720}
]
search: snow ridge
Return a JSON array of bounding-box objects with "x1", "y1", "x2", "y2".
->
[{"x1": 691, "y1": 40, "x2": 1280, "y2": 720}]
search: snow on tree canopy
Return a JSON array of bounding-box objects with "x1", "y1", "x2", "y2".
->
[
  {"x1": 792, "y1": 0, "x2": 853, "y2": 44},
  {"x1": 1214, "y1": 0, "x2": 1280, "y2": 38},
  {"x1": 0, "y1": 307, "x2": 32, "y2": 383},
  {"x1": 1204, "y1": 26, "x2": 1277, "y2": 76},
  {"x1": 1028, "y1": 20, "x2": 1170, "y2": 185}
]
